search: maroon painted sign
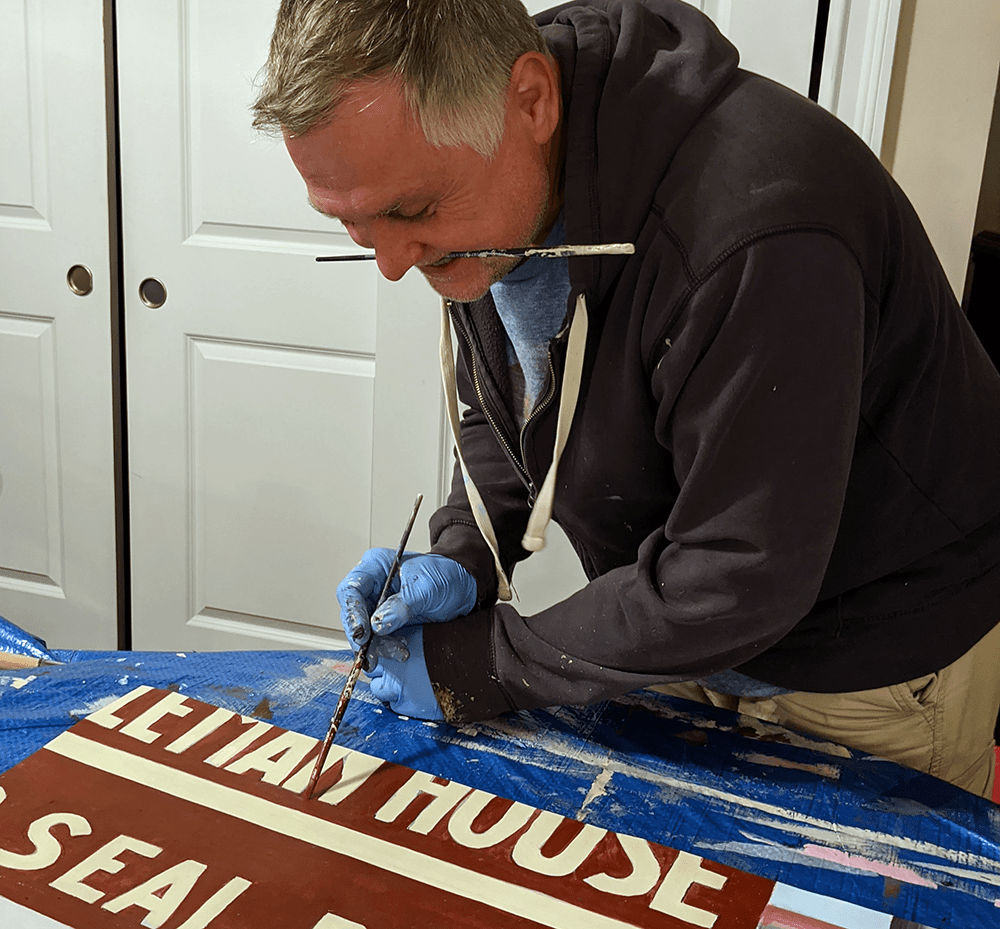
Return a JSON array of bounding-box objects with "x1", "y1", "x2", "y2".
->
[{"x1": 0, "y1": 687, "x2": 832, "y2": 929}]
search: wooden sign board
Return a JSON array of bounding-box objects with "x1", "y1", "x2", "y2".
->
[{"x1": 0, "y1": 687, "x2": 889, "y2": 929}]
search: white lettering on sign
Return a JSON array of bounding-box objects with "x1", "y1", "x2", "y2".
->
[
  {"x1": 584, "y1": 834, "x2": 660, "y2": 897},
  {"x1": 204, "y1": 720, "x2": 274, "y2": 767},
  {"x1": 280, "y1": 743, "x2": 386, "y2": 805},
  {"x1": 447, "y1": 790, "x2": 534, "y2": 850},
  {"x1": 86, "y1": 686, "x2": 155, "y2": 730},
  {"x1": 226, "y1": 731, "x2": 316, "y2": 786},
  {"x1": 49, "y1": 834, "x2": 162, "y2": 903},
  {"x1": 120, "y1": 692, "x2": 193, "y2": 744},
  {"x1": 0, "y1": 813, "x2": 92, "y2": 871},
  {"x1": 0, "y1": 802, "x2": 252, "y2": 929},
  {"x1": 165, "y1": 707, "x2": 236, "y2": 754},
  {"x1": 174, "y1": 877, "x2": 253, "y2": 929},
  {"x1": 101, "y1": 859, "x2": 207, "y2": 927},
  {"x1": 649, "y1": 850, "x2": 728, "y2": 928},
  {"x1": 376, "y1": 771, "x2": 472, "y2": 835},
  {"x1": 511, "y1": 811, "x2": 607, "y2": 877}
]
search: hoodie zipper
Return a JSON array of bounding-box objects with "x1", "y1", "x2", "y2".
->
[
  {"x1": 519, "y1": 352, "x2": 558, "y2": 506},
  {"x1": 452, "y1": 303, "x2": 569, "y2": 509},
  {"x1": 454, "y1": 311, "x2": 534, "y2": 496}
]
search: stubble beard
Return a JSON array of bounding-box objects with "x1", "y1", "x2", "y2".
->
[{"x1": 421, "y1": 175, "x2": 555, "y2": 303}]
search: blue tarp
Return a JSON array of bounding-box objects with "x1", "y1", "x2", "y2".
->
[{"x1": 1, "y1": 647, "x2": 999, "y2": 926}]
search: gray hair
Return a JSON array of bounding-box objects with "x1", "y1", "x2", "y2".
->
[{"x1": 251, "y1": 0, "x2": 550, "y2": 158}]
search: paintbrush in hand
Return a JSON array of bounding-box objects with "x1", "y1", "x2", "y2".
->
[{"x1": 303, "y1": 493, "x2": 424, "y2": 800}]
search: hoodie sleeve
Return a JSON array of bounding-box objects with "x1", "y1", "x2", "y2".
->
[{"x1": 425, "y1": 231, "x2": 868, "y2": 722}]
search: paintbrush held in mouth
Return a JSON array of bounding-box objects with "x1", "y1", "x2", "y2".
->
[{"x1": 315, "y1": 243, "x2": 635, "y2": 262}]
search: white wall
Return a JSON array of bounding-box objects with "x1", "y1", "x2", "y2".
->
[{"x1": 879, "y1": 0, "x2": 1000, "y2": 296}]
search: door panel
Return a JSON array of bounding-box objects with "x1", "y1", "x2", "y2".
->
[
  {"x1": 188, "y1": 338, "x2": 374, "y2": 633},
  {"x1": 0, "y1": 0, "x2": 117, "y2": 646},
  {"x1": 0, "y1": 317, "x2": 61, "y2": 590},
  {"x1": 120, "y1": 0, "x2": 443, "y2": 650},
  {"x1": 704, "y1": 0, "x2": 819, "y2": 96}
]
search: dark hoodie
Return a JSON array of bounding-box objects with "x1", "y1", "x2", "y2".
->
[{"x1": 423, "y1": 0, "x2": 1000, "y2": 722}]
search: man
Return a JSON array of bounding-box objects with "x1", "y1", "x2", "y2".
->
[{"x1": 254, "y1": 0, "x2": 1000, "y2": 797}]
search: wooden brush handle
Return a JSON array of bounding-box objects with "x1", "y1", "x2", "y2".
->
[{"x1": 0, "y1": 652, "x2": 42, "y2": 670}]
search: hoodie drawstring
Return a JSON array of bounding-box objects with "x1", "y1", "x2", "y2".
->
[
  {"x1": 439, "y1": 294, "x2": 589, "y2": 599},
  {"x1": 521, "y1": 293, "x2": 588, "y2": 552}
]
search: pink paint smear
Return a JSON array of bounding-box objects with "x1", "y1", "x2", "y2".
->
[{"x1": 802, "y1": 844, "x2": 937, "y2": 889}]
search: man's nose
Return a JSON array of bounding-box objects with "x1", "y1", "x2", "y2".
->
[{"x1": 368, "y1": 221, "x2": 424, "y2": 282}]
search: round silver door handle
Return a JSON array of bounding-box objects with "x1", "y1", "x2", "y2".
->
[
  {"x1": 139, "y1": 277, "x2": 168, "y2": 308},
  {"x1": 67, "y1": 264, "x2": 93, "y2": 296}
]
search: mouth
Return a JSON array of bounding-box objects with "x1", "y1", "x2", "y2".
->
[{"x1": 421, "y1": 255, "x2": 460, "y2": 272}]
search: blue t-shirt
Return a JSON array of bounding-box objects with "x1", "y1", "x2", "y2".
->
[{"x1": 490, "y1": 215, "x2": 572, "y2": 424}]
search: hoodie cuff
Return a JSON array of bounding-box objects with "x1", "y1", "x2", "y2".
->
[{"x1": 423, "y1": 609, "x2": 514, "y2": 724}]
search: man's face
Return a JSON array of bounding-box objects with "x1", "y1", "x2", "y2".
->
[{"x1": 285, "y1": 76, "x2": 556, "y2": 302}]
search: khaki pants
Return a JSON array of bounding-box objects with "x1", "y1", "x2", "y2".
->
[{"x1": 651, "y1": 621, "x2": 1000, "y2": 799}]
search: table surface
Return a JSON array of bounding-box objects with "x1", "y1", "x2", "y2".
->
[{"x1": 2, "y1": 649, "x2": 999, "y2": 928}]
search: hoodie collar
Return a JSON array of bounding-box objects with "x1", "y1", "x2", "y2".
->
[{"x1": 539, "y1": 0, "x2": 739, "y2": 302}]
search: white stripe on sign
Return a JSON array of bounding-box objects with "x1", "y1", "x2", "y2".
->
[{"x1": 45, "y1": 733, "x2": 648, "y2": 929}]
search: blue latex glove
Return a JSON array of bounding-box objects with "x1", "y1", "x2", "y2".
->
[
  {"x1": 367, "y1": 625, "x2": 444, "y2": 720},
  {"x1": 336, "y1": 550, "x2": 476, "y2": 663}
]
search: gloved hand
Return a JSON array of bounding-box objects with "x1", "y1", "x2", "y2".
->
[
  {"x1": 367, "y1": 625, "x2": 444, "y2": 720},
  {"x1": 336, "y1": 550, "x2": 476, "y2": 663}
]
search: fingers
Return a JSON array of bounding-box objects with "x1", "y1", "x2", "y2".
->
[
  {"x1": 339, "y1": 588, "x2": 373, "y2": 647},
  {"x1": 370, "y1": 594, "x2": 416, "y2": 637},
  {"x1": 336, "y1": 548, "x2": 400, "y2": 648},
  {"x1": 370, "y1": 555, "x2": 475, "y2": 634}
]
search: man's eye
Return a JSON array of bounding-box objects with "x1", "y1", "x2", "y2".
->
[{"x1": 394, "y1": 205, "x2": 432, "y2": 222}]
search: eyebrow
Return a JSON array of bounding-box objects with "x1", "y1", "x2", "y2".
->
[
  {"x1": 307, "y1": 197, "x2": 346, "y2": 222},
  {"x1": 307, "y1": 195, "x2": 426, "y2": 225}
]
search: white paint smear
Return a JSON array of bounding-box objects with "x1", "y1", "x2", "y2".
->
[{"x1": 577, "y1": 769, "x2": 614, "y2": 820}]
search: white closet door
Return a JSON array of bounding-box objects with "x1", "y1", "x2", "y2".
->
[
  {"x1": 701, "y1": 0, "x2": 819, "y2": 95},
  {"x1": 0, "y1": 0, "x2": 118, "y2": 648},
  {"x1": 118, "y1": 1, "x2": 444, "y2": 650},
  {"x1": 699, "y1": 0, "x2": 902, "y2": 152}
]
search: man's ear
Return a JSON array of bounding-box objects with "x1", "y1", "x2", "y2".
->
[{"x1": 507, "y1": 51, "x2": 561, "y2": 146}]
